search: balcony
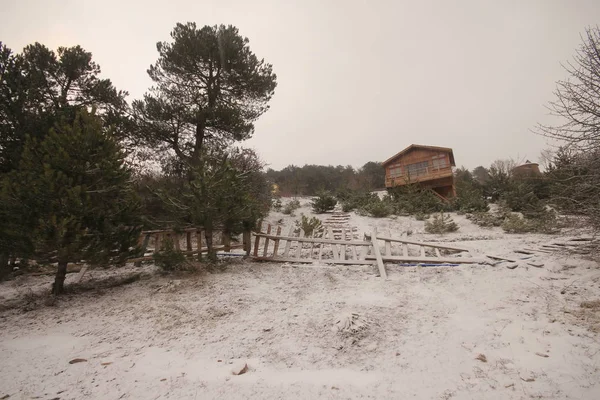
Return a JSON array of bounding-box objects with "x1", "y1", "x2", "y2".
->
[{"x1": 385, "y1": 166, "x2": 453, "y2": 188}]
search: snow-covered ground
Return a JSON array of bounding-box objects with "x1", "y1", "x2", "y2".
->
[{"x1": 1, "y1": 199, "x2": 599, "y2": 399}]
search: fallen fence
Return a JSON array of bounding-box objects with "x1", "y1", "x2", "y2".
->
[{"x1": 251, "y1": 223, "x2": 488, "y2": 279}]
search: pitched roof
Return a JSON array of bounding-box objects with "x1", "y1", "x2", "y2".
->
[{"x1": 382, "y1": 144, "x2": 456, "y2": 167}]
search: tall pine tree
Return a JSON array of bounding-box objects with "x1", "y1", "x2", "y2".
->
[{"x1": 133, "y1": 22, "x2": 277, "y2": 168}]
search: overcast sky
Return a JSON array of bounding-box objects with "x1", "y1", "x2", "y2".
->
[{"x1": 2, "y1": 0, "x2": 598, "y2": 170}]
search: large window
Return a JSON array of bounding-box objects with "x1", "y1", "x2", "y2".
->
[
  {"x1": 406, "y1": 161, "x2": 428, "y2": 177},
  {"x1": 432, "y1": 154, "x2": 448, "y2": 170}
]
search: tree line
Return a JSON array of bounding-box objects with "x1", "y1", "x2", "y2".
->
[{"x1": 0, "y1": 22, "x2": 277, "y2": 293}]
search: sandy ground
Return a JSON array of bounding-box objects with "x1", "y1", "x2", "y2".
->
[{"x1": 1, "y1": 199, "x2": 599, "y2": 399}]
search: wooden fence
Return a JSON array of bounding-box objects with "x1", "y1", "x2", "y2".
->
[
  {"x1": 129, "y1": 227, "x2": 251, "y2": 266},
  {"x1": 251, "y1": 222, "x2": 489, "y2": 279}
]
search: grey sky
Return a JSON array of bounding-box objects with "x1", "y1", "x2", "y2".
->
[{"x1": 2, "y1": 0, "x2": 598, "y2": 170}]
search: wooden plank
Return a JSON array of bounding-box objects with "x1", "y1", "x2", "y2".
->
[
  {"x1": 253, "y1": 232, "x2": 370, "y2": 246},
  {"x1": 374, "y1": 235, "x2": 470, "y2": 252},
  {"x1": 243, "y1": 230, "x2": 251, "y2": 255},
  {"x1": 186, "y1": 232, "x2": 192, "y2": 252},
  {"x1": 485, "y1": 254, "x2": 517, "y2": 263},
  {"x1": 272, "y1": 226, "x2": 282, "y2": 257},
  {"x1": 341, "y1": 228, "x2": 347, "y2": 261},
  {"x1": 435, "y1": 248, "x2": 441, "y2": 257},
  {"x1": 128, "y1": 245, "x2": 243, "y2": 262},
  {"x1": 223, "y1": 232, "x2": 231, "y2": 252},
  {"x1": 308, "y1": 229, "x2": 316, "y2": 259},
  {"x1": 420, "y1": 246, "x2": 426, "y2": 257},
  {"x1": 253, "y1": 256, "x2": 376, "y2": 265},
  {"x1": 262, "y1": 224, "x2": 272, "y2": 257},
  {"x1": 173, "y1": 233, "x2": 181, "y2": 251},
  {"x1": 296, "y1": 229, "x2": 304, "y2": 259},
  {"x1": 135, "y1": 233, "x2": 151, "y2": 267},
  {"x1": 385, "y1": 230, "x2": 391, "y2": 256},
  {"x1": 401, "y1": 232, "x2": 408, "y2": 257},
  {"x1": 283, "y1": 225, "x2": 294, "y2": 257},
  {"x1": 74, "y1": 265, "x2": 89, "y2": 283},
  {"x1": 365, "y1": 255, "x2": 488, "y2": 264},
  {"x1": 371, "y1": 228, "x2": 387, "y2": 279},
  {"x1": 328, "y1": 226, "x2": 339, "y2": 260},
  {"x1": 155, "y1": 233, "x2": 161, "y2": 251}
]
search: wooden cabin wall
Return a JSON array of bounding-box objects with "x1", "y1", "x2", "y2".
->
[{"x1": 384, "y1": 149, "x2": 452, "y2": 180}]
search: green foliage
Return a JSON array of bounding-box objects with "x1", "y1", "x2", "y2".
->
[
  {"x1": 153, "y1": 237, "x2": 187, "y2": 272},
  {"x1": 282, "y1": 198, "x2": 301, "y2": 215},
  {"x1": 0, "y1": 42, "x2": 128, "y2": 174},
  {"x1": 467, "y1": 211, "x2": 504, "y2": 227},
  {"x1": 451, "y1": 179, "x2": 489, "y2": 213},
  {"x1": 133, "y1": 23, "x2": 277, "y2": 168},
  {"x1": 388, "y1": 184, "x2": 446, "y2": 215},
  {"x1": 415, "y1": 212, "x2": 430, "y2": 221},
  {"x1": 311, "y1": 192, "x2": 337, "y2": 213},
  {"x1": 5, "y1": 110, "x2": 141, "y2": 293},
  {"x1": 159, "y1": 148, "x2": 270, "y2": 259},
  {"x1": 340, "y1": 191, "x2": 380, "y2": 212},
  {"x1": 272, "y1": 197, "x2": 282, "y2": 212},
  {"x1": 295, "y1": 214, "x2": 323, "y2": 237},
  {"x1": 501, "y1": 211, "x2": 558, "y2": 234},
  {"x1": 425, "y1": 212, "x2": 459, "y2": 234},
  {"x1": 265, "y1": 161, "x2": 385, "y2": 196},
  {"x1": 358, "y1": 196, "x2": 394, "y2": 218}
]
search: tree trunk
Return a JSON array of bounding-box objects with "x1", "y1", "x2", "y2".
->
[
  {"x1": 204, "y1": 228, "x2": 216, "y2": 261},
  {"x1": 0, "y1": 253, "x2": 10, "y2": 281},
  {"x1": 52, "y1": 260, "x2": 68, "y2": 295}
]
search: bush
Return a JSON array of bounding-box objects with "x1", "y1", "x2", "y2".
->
[
  {"x1": 311, "y1": 192, "x2": 337, "y2": 213},
  {"x1": 358, "y1": 196, "x2": 394, "y2": 218},
  {"x1": 295, "y1": 214, "x2": 323, "y2": 237},
  {"x1": 282, "y1": 198, "x2": 301, "y2": 215},
  {"x1": 415, "y1": 212, "x2": 430, "y2": 221},
  {"x1": 451, "y1": 180, "x2": 489, "y2": 213},
  {"x1": 340, "y1": 191, "x2": 380, "y2": 212},
  {"x1": 388, "y1": 185, "x2": 446, "y2": 215},
  {"x1": 425, "y1": 212, "x2": 459, "y2": 234},
  {"x1": 467, "y1": 211, "x2": 503, "y2": 227},
  {"x1": 153, "y1": 238, "x2": 187, "y2": 271},
  {"x1": 272, "y1": 197, "x2": 282, "y2": 212},
  {"x1": 501, "y1": 209, "x2": 559, "y2": 234}
]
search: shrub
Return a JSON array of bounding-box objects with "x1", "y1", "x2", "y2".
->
[
  {"x1": 272, "y1": 197, "x2": 282, "y2": 211},
  {"x1": 388, "y1": 185, "x2": 446, "y2": 215},
  {"x1": 311, "y1": 192, "x2": 337, "y2": 213},
  {"x1": 359, "y1": 196, "x2": 394, "y2": 218},
  {"x1": 451, "y1": 180, "x2": 489, "y2": 213},
  {"x1": 341, "y1": 191, "x2": 380, "y2": 212},
  {"x1": 501, "y1": 209, "x2": 559, "y2": 234},
  {"x1": 425, "y1": 212, "x2": 459, "y2": 234},
  {"x1": 415, "y1": 212, "x2": 430, "y2": 221},
  {"x1": 295, "y1": 214, "x2": 323, "y2": 237},
  {"x1": 467, "y1": 211, "x2": 503, "y2": 227},
  {"x1": 153, "y1": 238, "x2": 187, "y2": 271},
  {"x1": 282, "y1": 198, "x2": 301, "y2": 215}
]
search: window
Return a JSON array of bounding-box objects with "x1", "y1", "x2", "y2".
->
[
  {"x1": 406, "y1": 161, "x2": 428, "y2": 177},
  {"x1": 432, "y1": 154, "x2": 448, "y2": 170},
  {"x1": 389, "y1": 166, "x2": 403, "y2": 178}
]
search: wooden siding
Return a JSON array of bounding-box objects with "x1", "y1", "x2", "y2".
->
[{"x1": 384, "y1": 148, "x2": 454, "y2": 188}]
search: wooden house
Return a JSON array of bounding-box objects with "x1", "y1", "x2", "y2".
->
[{"x1": 382, "y1": 144, "x2": 456, "y2": 200}]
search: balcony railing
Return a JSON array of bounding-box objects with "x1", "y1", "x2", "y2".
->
[{"x1": 385, "y1": 166, "x2": 453, "y2": 187}]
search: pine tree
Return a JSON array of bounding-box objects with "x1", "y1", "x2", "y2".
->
[
  {"x1": 7, "y1": 110, "x2": 141, "y2": 294},
  {"x1": 133, "y1": 23, "x2": 277, "y2": 169}
]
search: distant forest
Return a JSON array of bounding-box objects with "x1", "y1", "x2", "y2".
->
[{"x1": 265, "y1": 162, "x2": 386, "y2": 196}]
